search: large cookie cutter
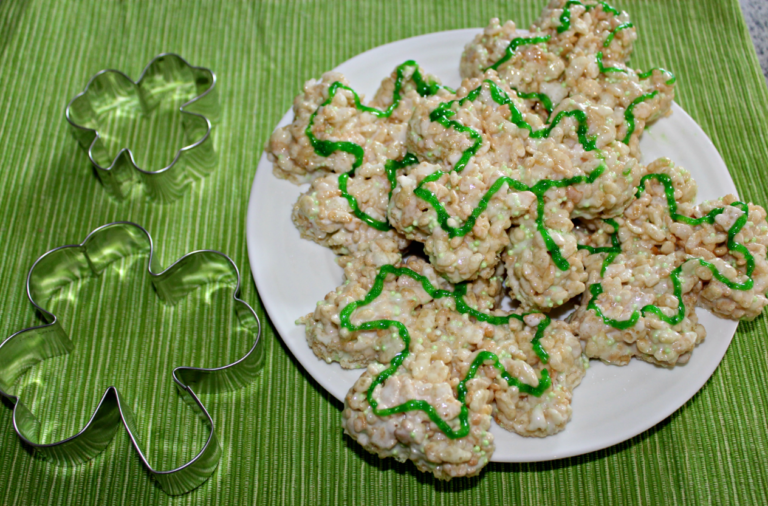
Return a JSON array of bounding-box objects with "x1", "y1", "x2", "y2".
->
[
  {"x1": 65, "y1": 54, "x2": 219, "y2": 203},
  {"x1": 0, "y1": 222, "x2": 263, "y2": 495}
]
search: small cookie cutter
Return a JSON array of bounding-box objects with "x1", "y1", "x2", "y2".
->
[
  {"x1": 65, "y1": 54, "x2": 219, "y2": 203},
  {"x1": 0, "y1": 222, "x2": 263, "y2": 495}
]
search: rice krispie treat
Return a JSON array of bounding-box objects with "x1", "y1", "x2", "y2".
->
[
  {"x1": 341, "y1": 288, "x2": 503, "y2": 479},
  {"x1": 291, "y1": 168, "x2": 410, "y2": 260},
  {"x1": 678, "y1": 198, "x2": 768, "y2": 321},
  {"x1": 299, "y1": 257, "x2": 450, "y2": 368},
  {"x1": 344, "y1": 356, "x2": 496, "y2": 479},
  {"x1": 502, "y1": 213, "x2": 588, "y2": 311},
  {"x1": 570, "y1": 249, "x2": 707, "y2": 367},
  {"x1": 342, "y1": 290, "x2": 575, "y2": 478},
  {"x1": 268, "y1": 63, "x2": 443, "y2": 183},
  {"x1": 388, "y1": 159, "x2": 524, "y2": 283},
  {"x1": 490, "y1": 315, "x2": 587, "y2": 436},
  {"x1": 535, "y1": 0, "x2": 636, "y2": 63},
  {"x1": 459, "y1": 19, "x2": 565, "y2": 111}
]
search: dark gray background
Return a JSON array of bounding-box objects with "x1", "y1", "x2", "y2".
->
[{"x1": 741, "y1": 0, "x2": 767, "y2": 83}]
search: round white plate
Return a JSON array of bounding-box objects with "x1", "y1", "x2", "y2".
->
[{"x1": 246, "y1": 29, "x2": 739, "y2": 462}]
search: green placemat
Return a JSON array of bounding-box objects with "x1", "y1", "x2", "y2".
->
[{"x1": 1, "y1": 0, "x2": 767, "y2": 504}]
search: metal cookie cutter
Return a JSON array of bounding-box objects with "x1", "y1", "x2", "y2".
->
[
  {"x1": 0, "y1": 222, "x2": 263, "y2": 495},
  {"x1": 65, "y1": 54, "x2": 219, "y2": 203}
]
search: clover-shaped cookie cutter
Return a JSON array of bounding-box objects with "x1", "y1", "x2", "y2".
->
[
  {"x1": 65, "y1": 54, "x2": 219, "y2": 203},
  {"x1": 0, "y1": 222, "x2": 263, "y2": 495}
]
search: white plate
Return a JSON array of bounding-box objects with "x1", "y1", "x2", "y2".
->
[{"x1": 246, "y1": 29, "x2": 739, "y2": 462}]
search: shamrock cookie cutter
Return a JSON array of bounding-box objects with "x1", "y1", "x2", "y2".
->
[
  {"x1": 65, "y1": 54, "x2": 219, "y2": 203},
  {"x1": 0, "y1": 222, "x2": 263, "y2": 495}
]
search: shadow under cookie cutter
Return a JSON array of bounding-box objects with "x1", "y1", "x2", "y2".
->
[
  {"x1": 0, "y1": 222, "x2": 264, "y2": 495},
  {"x1": 65, "y1": 54, "x2": 219, "y2": 203}
]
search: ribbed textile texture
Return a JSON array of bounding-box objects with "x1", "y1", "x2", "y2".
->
[{"x1": 0, "y1": 0, "x2": 767, "y2": 504}]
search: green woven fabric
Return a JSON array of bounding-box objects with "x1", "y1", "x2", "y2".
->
[{"x1": 1, "y1": 0, "x2": 767, "y2": 504}]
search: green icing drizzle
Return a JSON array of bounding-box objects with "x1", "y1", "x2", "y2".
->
[
  {"x1": 426, "y1": 80, "x2": 597, "y2": 173},
  {"x1": 531, "y1": 109, "x2": 598, "y2": 150},
  {"x1": 592, "y1": 18, "x2": 675, "y2": 142},
  {"x1": 635, "y1": 174, "x2": 723, "y2": 225},
  {"x1": 415, "y1": 80, "x2": 602, "y2": 270},
  {"x1": 622, "y1": 90, "x2": 659, "y2": 144},
  {"x1": 601, "y1": 252, "x2": 620, "y2": 276},
  {"x1": 595, "y1": 26, "x2": 676, "y2": 86},
  {"x1": 638, "y1": 68, "x2": 677, "y2": 85},
  {"x1": 490, "y1": 81, "x2": 597, "y2": 147},
  {"x1": 636, "y1": 175, "x2": 755, "y2": 289},
  {"x1": 385, "y1": 153, "x2": 419, "y2": 201},
  {"x1": 587, "y1": 177, "x2": 756, "y2": 330},
  {"x1": 338, "y1": 154, "x2": 418, "y2": 231},
  {"x1": 603, "y1": 22, "x2": 634, "y2": 47},
  {"x1": 596, "y1": 51, "x2": 626, "y2": 74},
  {"x1": 413, "y1": 164, "x2": 605, "y2": 270},
  {"x1": 514, "y1": 89, "x2": 554, "y2": 118},
  {"x1": 597, "y1": 1, "x2": 621, "y2": 16},
  {"x1": 427, "y1": 87, "x2": 485, "y2": 173},
  {"x1": 482, "y1": 35, "x2": 555, "y2": 118},
  {"x1": 577, "y1": 218, "x2": 621, "y2": 275},
  {"x1": 692, "y1": 256, "x2": 754, "y2": 291},
  {"x1": 339, "y1": 264, "x2": 551, "y2": 439},
  {"x1": 558, "y1": 1, "x2": 620, "y2": 34},
  {"x1": 576, "y1": 218, "x2": 620, "y2": 254},
  {"x1": 484, "y1": 35, "x2": 552, "y2": 71},
  {"x1": 306, "y1": 61, "x2": 443, "y2": 231},
  {"x1": 587, "y1": 265, "x2": 686, "y2": 329}
]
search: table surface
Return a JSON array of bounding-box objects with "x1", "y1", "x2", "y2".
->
[{"x1": 0, "y1": 1, "x2": 767, "y2": 505}]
